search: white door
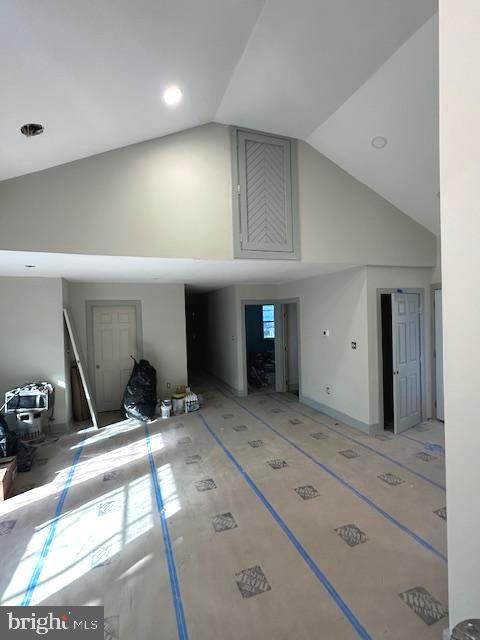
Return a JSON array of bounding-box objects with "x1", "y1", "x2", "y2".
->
[
  {"x1": 434, "y1": 289, "x2": 445, "y2": 421},
  {"x1": 392, "y1": 293, "x2": 422, "y2": 433},
  {"x1": 93, "y1": 306, "x2": 138, "y2": 412}
]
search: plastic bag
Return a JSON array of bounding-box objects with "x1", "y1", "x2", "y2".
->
[
  {"x1": 122, "y1": 358, "x2": 157, "y2": 422},
  {"x1": 0, "y1": 413, "x2": 35, "y2": 472}
]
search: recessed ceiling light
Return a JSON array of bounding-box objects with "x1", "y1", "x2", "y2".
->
[
  {"x1": 20, "y1": 123, "x2": 44, "y2": 138},
  {"x1": 25, "y1": 264, "x2": 36, "y2": 268},
  {"x1": 162, "y1": 85, "x2": 183, "y2": 106},
  {"x1": 371, "y1": 136, "x2": 387, "y2": 149}
]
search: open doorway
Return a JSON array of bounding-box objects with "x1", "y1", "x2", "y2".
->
[
  {"x1": 243, "y1": 300, "x2": 300, "y2": 396},
  {"x1": 245, "y1": 304, "x2": 276, "y2": 392},
  {"x1": 379, "y1": 290, "x2": 423, "y2": 433}
]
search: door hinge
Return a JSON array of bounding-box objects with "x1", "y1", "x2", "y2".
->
[
  {"x1": 239, "y1": 232, "x2": 243, "y2": 243},
  {"x1": 237, "y1": 184, "x2": 241, "y2": 194}
]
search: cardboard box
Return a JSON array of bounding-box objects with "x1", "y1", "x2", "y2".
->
[{"x1": 0, "y1": 456, "x2": 17, "y2": 501}]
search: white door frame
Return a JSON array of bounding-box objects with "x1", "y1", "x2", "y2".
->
[
  {"x1": 86, "y1": 300, "x2": 143, "y2": 407},
  {"x1": 431, "y1": 283, "x2": 443, "y2": 421},
  {"x1": 376, "y1": 288, "x2": 426, "y2": 432},
  {"x1": 240, "y1": 298, "x2": 302, "y2": 396}
]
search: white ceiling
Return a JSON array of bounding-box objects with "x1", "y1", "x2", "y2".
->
[
  {"x1": 0, "y1": 0, "x2": 438, "y2": 232},
  {"x1": 0, "y1": 250, "x2": 354, "y2": 290},
  {"x1": 308, "y1": 15, "x2": 439, "y2": 234}
]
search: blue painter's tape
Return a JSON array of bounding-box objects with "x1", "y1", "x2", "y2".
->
[
  {"x1": 270, "y1": 394, "x2": 446, "y2": 491},
  {"x1": 198, "y1": 412, "x2": 373, "y2": 640},
  {"x1": 228, "y1": 398, "x2": 447, "y2": 564},
  {"x1": 22, "y1": 442, "x2": 85, "y2": 606},
  {"x1": 144, "y1": 422, "x2": 189, "y2": 640}
]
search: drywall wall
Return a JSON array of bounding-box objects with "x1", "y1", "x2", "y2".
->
[
  {"x1": 365, "y1": 266, "x2": 434, "y2": 425},
  {"x1": 0, "y1": 124, "x2": 437, "y2": 268},
  {"x1": 297, "y1": 141, "x2": 437, "y2": 266},
  {"x1": 440, "y1": 0, "x2": 480, "y2": 628},
  {"x1": 0, "y1": 277, "x2": 68, "y2": 428},
  {"x1": 67, "y1": 282, "x2": 188, "y2": 399},
  {"x1": 432, "y1": 235, "x2": 442, "y2": 283},
  {"x1": 204, "y1": 286, "x2": 241, "y2": 392},
  {"x1": 0, "y1": 123, "x2": 233, "y2": 260},
  {"x1": 278, "y1": 268, "x2": 371, "y2": 430}
]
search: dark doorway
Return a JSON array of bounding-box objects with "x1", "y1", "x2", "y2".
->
[
  {"x1": 381, "y1": 294, "x2": 394, "y2": 431},
  {"x1": 245, "y1": 304, "x2": 276, "y2": 392}
]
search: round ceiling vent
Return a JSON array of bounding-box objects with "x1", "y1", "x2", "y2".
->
[
  {"x1": 20, "y1": 123, "x2": 44, "y2": 138},
  {"x1": 371, "y1": 136, "x2": 387, "y2": 149}
]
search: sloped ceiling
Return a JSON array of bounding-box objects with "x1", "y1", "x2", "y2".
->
[{"x1": 0, "y1": 0, "x2": 438, "y2": 232}]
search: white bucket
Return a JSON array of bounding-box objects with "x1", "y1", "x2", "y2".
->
[{"x1": 172, "y1": 397, "x2": 185, "y2": 415}]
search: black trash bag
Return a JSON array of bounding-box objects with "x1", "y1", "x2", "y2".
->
[
  {"x1": 122, "y1": 358, "x2": 157, "y2": 422},
  {"x1": 0, "y1": 413, "x2": 35, "y2": 472}
]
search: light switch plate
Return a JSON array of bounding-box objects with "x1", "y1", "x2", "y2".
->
[{"x1": 323, "y1": 329, "x2": 330, "y2": 337}]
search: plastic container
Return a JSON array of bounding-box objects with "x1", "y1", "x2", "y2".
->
[{"x1": 161, "y1": 400, "x2": 172, "y2": 419}]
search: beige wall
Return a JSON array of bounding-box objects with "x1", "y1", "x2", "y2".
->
[
  {"x1": 0, "y1": 277, "x2": 68, "y2": 427},
  {"x1": 67, "y1": 282, "x2": 188, "y2": 399},
  {"x1": 298, "y1": 141, "x2": 437, "y2": 266},
  {"x1": 206, "y1": 266, "x2": 436, "y2": 432},
  {"x1": 0, "y1": 124, "x2": 233, "y2": 260},
  {"x1": 204, "y1": 286, "x2": 241, "y2": 392},
  {"x1": 440, "y1": 0, "x2": 480, "y2": 628},
  {"x1": 279, "y1": 268, "x2": 371, "y2": 429},
  {"x1": 0, "y1": 125, "x2": 437, "y2": 269}
]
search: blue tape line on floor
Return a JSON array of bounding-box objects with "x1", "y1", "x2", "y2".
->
[
  {"x1": 198, "y1": 412, "x2": 373, "y2": 640},
  {"x1": 270, "y1": 394, "x2": 446, "y2": 491},
  {"x1": 225, "y1": 396, "x2": 447, "y2": 564},
  {"x1": 22, "y1": 441, "x2": 85, "y2": 606},
  {"x1": 144, "y1": 422, "x2": 189, "y2": 640}
]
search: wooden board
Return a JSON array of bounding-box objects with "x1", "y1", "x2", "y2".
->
[{"x1": 64, "y1": 308, "x2": 99, "y2": 429}]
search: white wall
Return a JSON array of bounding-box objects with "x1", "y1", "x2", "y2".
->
[
  {"x1": 0, "y1": 125, "x2": 437, "y2": 269},
  {"x1": 0, "y1": 277, "x2": 68, "y2": 427},
  {"x1": 67, "y1": 282, "x2": 188, "y2": 399},
  {"x1": 279, "y1": 268, "x2": 371, "y2": 429},
  {"x1": 0, "y1": 124, "x2": 233, "y2": 260},
  {"x1": 440, "y1": 0, "x2": 480, "y2": 628},
  {"x1": 365, "y1": 266, "x2": 435, "y2": 425},
  {"x1": 432, "y1": 235, "x2": 442, "y2": 283},
  {"x1": 204, "y1": 286, "x2": 241, "y2": 392},
  {"x1": 297, "y1": 141, "x2": 437, "y2": 266}
]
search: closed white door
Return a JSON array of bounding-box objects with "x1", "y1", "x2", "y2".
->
[
  {"x1": 434, "y1": 289, "x2": 445, "y2": 421},
  {"x1": 93, "y1": 306, "x2": 138, "y2": 412},
  {"x1": 392, "y1": 293, "x2": 422, "y2": 433}
]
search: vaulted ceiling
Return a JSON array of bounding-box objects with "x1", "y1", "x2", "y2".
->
[{"x1": 0, "y1": 0, "x2": 439, "y2": 232}]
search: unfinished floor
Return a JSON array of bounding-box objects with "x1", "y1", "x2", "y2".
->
[{"x1": 0, "y1": 381, "x2": 447, "y2": 639}]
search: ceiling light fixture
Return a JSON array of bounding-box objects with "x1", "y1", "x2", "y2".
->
[
  {"x1": 20, "y1": 123, "x2": 44, "y2": 138},
  {"x1": 25, "y1": 264, "x2": 36, "y2": 268},
  {"x1": 162, "y1": 85, "x2": 183, "y2": 106},
  {"x1": 371, "y1": 136, "x2": 387, "y2": 149}
]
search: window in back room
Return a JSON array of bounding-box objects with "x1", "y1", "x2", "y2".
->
[{"x1": 262, "y1": 304, "x2": 275, "y2": 339}]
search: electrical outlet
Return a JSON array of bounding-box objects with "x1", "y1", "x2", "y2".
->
[
  {"x1": 323, "y1": 329, "x2": 330, "y2": 337},
  {"x1": 326, "y1": 386, "x2": 331, "y2": 395},
  {"x1": 351, "y1": 341, "x2": 357, "y2": 350},
  {"x1": 166, "y1": 382, "x2": 171, "y2": 390}
]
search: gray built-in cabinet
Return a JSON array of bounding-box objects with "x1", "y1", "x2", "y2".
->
[{"x1": 232, "y1": 128, "x2": 300, "y2": 260}]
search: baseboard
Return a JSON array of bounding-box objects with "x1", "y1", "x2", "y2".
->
[{"x1": 300, "y1": 395, "x2": 378, "y2": 435}]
